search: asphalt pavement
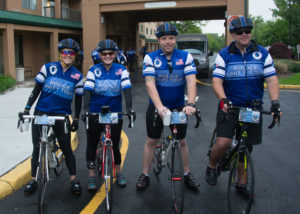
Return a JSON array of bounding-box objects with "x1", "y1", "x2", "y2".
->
[{"x1": 0, "y1": 74, "x2": 299, "y2": 201}]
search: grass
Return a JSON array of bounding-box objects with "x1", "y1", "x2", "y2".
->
[
  {"x1": 0, "y1": 75, "x2": 16, "y2": 93},
  {"x1": 279, "y1": 73, "x2": 300, "y2": 85}
]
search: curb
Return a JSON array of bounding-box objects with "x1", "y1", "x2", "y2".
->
[
  {"x1": 0, "y1": 116, "x2": 78, "y2": 200},
  {"x1": 197, "y1": 80, "x2": 300, "y2": 90}
]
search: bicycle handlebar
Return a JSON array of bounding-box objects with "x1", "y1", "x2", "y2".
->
[
  {"x1": 228, "y1": 105, "x2": 277, "y2": 129},
  {"x1": 84, "y1": 111, "x2": 134, "y2": 130}
]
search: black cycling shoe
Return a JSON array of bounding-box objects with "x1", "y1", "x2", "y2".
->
[
  {"x1": 205, "y1": 166, "x2": 217, "y2": 186},
  {"x1": 24, "y1": 180, "x2": 37, "y2": 194},
  {"x1": 71, "y1": 179, "x2": 81, "y2": 195},
  {"x1": 236, "y1": 184, "x2": 250, "y2": 199},
  {"x1": 136, "y1": 173, "x2": 150, "y2": 190},
  {"x1": 184, "y1": 172, "x2": 200, "y2": 192}
]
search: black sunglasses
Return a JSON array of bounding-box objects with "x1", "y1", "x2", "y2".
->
[
  {"x1": 235, "y1": 28, "x2": 252, "y2": 35},
  {"x1": 100, "y1": 51, "x2": 115, "y2": 56}
]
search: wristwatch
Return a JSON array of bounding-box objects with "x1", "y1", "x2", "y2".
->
[{"x1": 187, "y1": 103, "x2": 196, "y2": 108}]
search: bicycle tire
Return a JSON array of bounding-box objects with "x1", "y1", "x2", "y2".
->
[
  {"x1": 208, "y1": 127, "x2": 222, "y2": 176},
  {"x1": 228, "y1": 150, "x2": 254, "y2": 214},
  {"x1": 38, "y1": 142, "x2": 48, "y2": 214},
  {"x1": 170, "y1": 143, "x2": 184, "y2": 214},
  {"x1": 104, "y1": 144, "x2": 114, "y2": 214},
  {"x1": 153, "y1": 144, "x2": 163, "y2": 175}
]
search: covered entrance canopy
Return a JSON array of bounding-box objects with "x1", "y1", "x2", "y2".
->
[{"x1": 82, "y1": 0, "x2": 248, "y2": 73}]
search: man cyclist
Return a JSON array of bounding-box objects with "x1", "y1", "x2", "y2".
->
[
  {"x1": 136, "y1": 23, "x2": 200, "y2": 192},
  {"x1": 127, "y1": 47, "x2": 137, "y2": 72},
  {"x1": 22, "y1": 38, "x2": 84, "y2": 195},
  {"x1": 205, "y1": 16, "x2": 281, "y2": 197},
  {"x1": 83, "y1": 39, "x2": 136, "y2": 190},
  {"x1": 91, "y1": 48, "x2": 101, "y2": 65}
]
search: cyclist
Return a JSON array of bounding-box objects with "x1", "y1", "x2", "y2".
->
[
  {"x1": 73, "y1": 50, "x2": 84, "y2": 72},
  {"x1": 136, "y1": 23, "x2": 200, "y2": 192},
  {"x1": 21, "y1": 38, "x2": 84, "y2": 195},
  {"x1": 205, "y1": 16, "x2": 281, "y2": 197},
  {"x1": 126, "y1": 46, "x2": 136, "y2": 72},
  {"x1": 83, "y1": 39, "x2": 136, "y2": 190},
  {"x1": 91, "y1": 48, "x2": 101, "y2": 65},
  {"x1": 116, "y1": 48, "x2": 128, "y2": 67}
]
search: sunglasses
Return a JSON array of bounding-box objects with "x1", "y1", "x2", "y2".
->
[
  {"x1": 100, "y1": 51, "x2": 115, "y2": 56},
  {"x1": 61, "y1": 50, "x2": 76, "y2": 56},
  {"x1": 235, "y1": 28, "x2": 252, "y2": 35}
]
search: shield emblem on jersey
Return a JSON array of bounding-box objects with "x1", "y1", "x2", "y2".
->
[
  {"x1": 154, "y1": 58, "x2": 162, "y2": 68},
  {"x1": 94, "y1": 69, "x2": 102, "y2": 78},
  {"x1": 49, "y1": 65, "x2": 57, "y2": 75}
]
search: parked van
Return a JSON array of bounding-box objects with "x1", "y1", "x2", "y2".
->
[{"x1": 177, "y1": 34, "x2": 213, "y2": 78}]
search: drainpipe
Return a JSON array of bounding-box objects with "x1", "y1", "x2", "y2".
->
[{"x1": 245, "y1": 0, "x2": 248, "y2": 17}]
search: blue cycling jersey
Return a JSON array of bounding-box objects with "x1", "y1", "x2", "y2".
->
[
  {"x1": 84, "y1": 63, "x2": 131, "y2": 113},
  {"x1": 35, "y1": 61, "x2": 84, "y2": 114},
  {"x1": 143, "y1": 48, "x2": 196, "y2": 108},
  {"x1": 213, "y1": 41, "x2": 276, "y2": 107}
]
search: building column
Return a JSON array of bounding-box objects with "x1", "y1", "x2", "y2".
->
[
  {"x1": 50, "y1": 30, "x2": 59, "y2": 62},
  {"x1": 82, "y1": 0, "x2": 100, "y2": 74},
  {"x1": 55, "y1": 0, "x2": 61, "y2": 19},
  {"x1": 3, "y1": 24, "x2": 16, "y2": 78},
  {"x1": 226, "y1": 0, "x2": 247, "y2": 45}
]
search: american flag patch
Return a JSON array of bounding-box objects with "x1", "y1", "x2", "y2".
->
[
  {"x1": 71, "y1": 73, "x2": 80, "y2": 80},
  {"x1": 115, "y1": 69, "x2": 122, "y2": 75},
  {"x1": 176, "y1": 59, "x2": 184, "y2": 65}
]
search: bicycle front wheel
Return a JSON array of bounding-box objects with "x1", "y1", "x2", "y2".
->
[
  {"x1": 153, "y1": 144, "x2": 163, "y2": 175},
  {"x1": 170, "y1": 143, "x2": 184, "y2": 214},
  {"x1": 228, "y1": 150, "x2": 254, "y2": 214},
  {"x1": 104, "y1": 145, "x2": 114, "y2": 214},
  {"x1": 38, "y1": 142, "x2": 48, "y2": 214}
]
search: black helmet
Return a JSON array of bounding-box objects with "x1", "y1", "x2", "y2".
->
[
  {"x1": 229, "y1": 16, "x2": 253, "y2": 33},
  {"x1": 155, "y1": 23, "x2": 178, "y2": 38},
  {"x1": 97, "y1": 39, "x2": 118, "y2": 52},
  {"x1": 58, "y1": 38, "x2": 80, "y2": 52}
]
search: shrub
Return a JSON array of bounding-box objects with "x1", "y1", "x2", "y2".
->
[
  {"x1": 289, "y1": 62, "x2": 300, "y2": 73},
  {"x1": 269, "y1": 42, "x2": 292, "y2": 59},
  {"x1": 0, "y1": 75, "x2": 16, "y2": 93}
]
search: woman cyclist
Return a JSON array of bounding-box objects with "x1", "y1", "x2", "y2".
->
[
  {"x1": 83, "y1": 39, "x2": 135, "y2": 190},
  {"x1": 22, "y1": 38, "x2": 84, "y2": 195}
]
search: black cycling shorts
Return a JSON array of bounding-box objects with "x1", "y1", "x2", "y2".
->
[
  {"x1": 216, "y1": 108, "x2": 262, "y2": 145},
  {"x1": 146, "y1": 104, "x2": 187, "y2": 140}
]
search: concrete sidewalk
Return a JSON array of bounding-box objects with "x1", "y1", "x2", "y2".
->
[{"x1": 0, "y1": 80, "x2": 78, "y2": 199}]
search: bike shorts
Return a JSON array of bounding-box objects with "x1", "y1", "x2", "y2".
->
[
  {"x1": 216, "y1": 108, "x2": 262, "y2": 145},
  {"x1": 146, "y1": 104, "x2": 187, "y2": 140}
]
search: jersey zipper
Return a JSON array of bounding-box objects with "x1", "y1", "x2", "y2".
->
[{"x1": 243, "y1": 54, "x2": 250, "y2": 105}]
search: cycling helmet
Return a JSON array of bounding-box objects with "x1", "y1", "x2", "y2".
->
[
  {"x1": 58, "y1": 38, "x2": 80, "y2": 52},
  {"x1": 97, "y1": 39, "x2": 118, "y2": 52},
  {"x1": 156, "y1": 23, "x2": 178, "y2": 38},
  {"x1": 229, "y1": 16, "x2": 253, "y2": 33},
  {"x1": 91, "y1": 48, "x2": 101, "y2": 64}
]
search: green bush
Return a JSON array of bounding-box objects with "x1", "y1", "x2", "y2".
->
[
  {"x1": 274, "y1": 59, "x2": 300, "y2": 74},
  {"x1": 0, "y1": 75, "x2": 16, "y2": 93}
]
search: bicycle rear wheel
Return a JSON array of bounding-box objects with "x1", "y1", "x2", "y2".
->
[
  {"x1": 228, "y1": 150, "x2": 254, "y2": 214},
  {"x1": 169, "y1": 143, "x2": 184, "y2": 214},
  {"x1": 38, "y1": 142, "x2": 48, "y2": 214},
  {"x1": 104, "y1": 144, "x2": 114, "y2": 214},
  {"x1": 153, "y1": 144, "x2": 163, "y2": 175}
]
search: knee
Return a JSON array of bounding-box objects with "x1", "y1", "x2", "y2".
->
[
  {"x1": 146, "y1": 138, "x2": 159, "y2": 147},
  {"x1": 179, "y1": 139, "x2": 187, "y2": 147}
]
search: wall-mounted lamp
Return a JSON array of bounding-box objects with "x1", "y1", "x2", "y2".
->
[{"x1": 101, "y1": 16, "x2": 104, "y2": 24}]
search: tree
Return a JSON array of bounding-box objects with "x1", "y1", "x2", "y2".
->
[
  {"x1": 272, "y1": 0, "x2": 300, "y2": 46},
  {"x1": 170, "y1": 21, "x2": 206, "y2": 34},
  {"x1": 207, "y1": 33, "x2": 225, "y2": 52}
]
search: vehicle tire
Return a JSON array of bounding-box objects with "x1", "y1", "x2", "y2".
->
[
  {"x1": 169, "y1": 142, "x2": 184, "y2": 214},
  {"x1": 104, "y1": 144, "x2": 114, "y2": 214},
  {"x1": 153, "y1": 144, "x2": 163, "y2": 175},
  {"x1": 228, "y1": 150, "x2": 254, "y2": 214},
  {"x1": 38, "y1": 142, "x2": 48, "y2": 214}
]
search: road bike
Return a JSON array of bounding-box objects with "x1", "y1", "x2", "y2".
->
[
  {"x1": 18, "y1": 113, "x2": 68, "y2": 214},
  {"x1": 152, "y1": 108, "x2": 201, "y2": 214},
  {"x1": 85, "y1": 106, "x2": 134, "y2": 214},
  {"x1": 207, "y1": 100, "x2": 278, "y2": 214}
]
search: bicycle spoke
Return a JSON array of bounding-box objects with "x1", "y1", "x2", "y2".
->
[
  {"x1": 170, "y1": 144, "x2": 184, "y2": 214},
  {"x1": 228, "y1": 150, "x2": 254, "y2": 214},
  {"x1": 104, "y1": 145, "x2": 114, "y2": 214}
]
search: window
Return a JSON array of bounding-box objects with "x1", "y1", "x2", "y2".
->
[
  {"x1": 151, "y1": 29, "x2": 152, "y2": 35},
  {"x1": 140, "y1": 25, "x2": 143, "y2": 33},
  {"x1": 15, "y1": 35, "x2": 24, "y2": 67},
  {"x1": 22, "y1": 0, "x2": 37, "y2": 10},
  {"x1": 146, "y1": 28, "x2": 148, "y2": 34}
]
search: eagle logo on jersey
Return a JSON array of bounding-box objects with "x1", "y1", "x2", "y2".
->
[
  {"x1": 154, "y1": 58, "x2": 162, "y2": 68},
  {"x1": 252, "y1": 52, "x2": 262, "y2": 60},
  {"x1": 49, "y1": 66, "x2": 58, "y2": 75},
  {"x1": 94, "y1": 69, "x2": 102, "y2": 78}
]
